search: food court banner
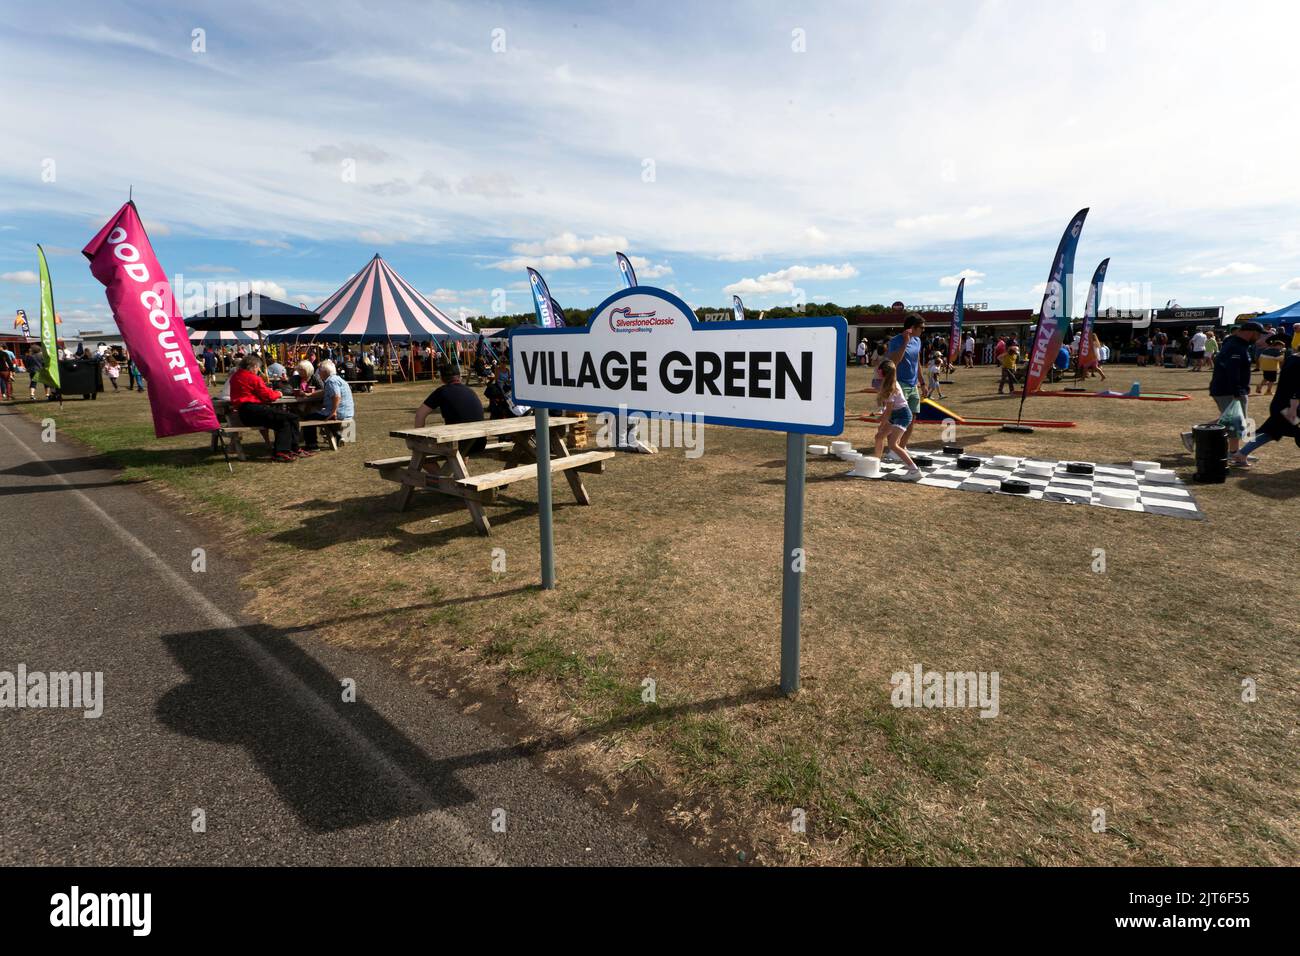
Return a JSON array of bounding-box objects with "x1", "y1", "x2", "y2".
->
[
  {"x1": 509, "y1": 286, "x2": 846, "y2": 434},
  {"x1": 82, "y1": 201, "x2": 219, "y2": 437},
  {"x1": 1022, "y1": 207, "x2": 1089, "y2": 405}
]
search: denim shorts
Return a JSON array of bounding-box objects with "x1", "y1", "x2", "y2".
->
[{"x1": 888, "y1": 405, "x2": 913, "y2": 429}]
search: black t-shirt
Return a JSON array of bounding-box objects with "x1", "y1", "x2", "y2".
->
[{"x1": 422, "y1": 382, "x2": 484, "y2": 425}]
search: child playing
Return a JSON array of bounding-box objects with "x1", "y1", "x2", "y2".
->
[
  {"x1": 998, "y1": 345, "x2": 1020, "y2": 394},
  {"x1": 104, "y1": 355, "x2": 121, "y2": 391},
  {"x1": 926, "y1": 352, "x2": 944, "y2": 398},
  {"x1": 872, "y1": 359, "x2": 920, "y2": 477}
]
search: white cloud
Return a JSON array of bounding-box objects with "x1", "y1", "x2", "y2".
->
[
  {"x1": 488, "y1": 254, "x2": 592, "y2": 272},
  {"x1": 896, "y1": 207, "x2": 992, "y2": 231},
  {"x1": 249, "y1": 280, "x2": 289, "y2": 300},
  {"x1": 940, "y1": 269, "x2": 985, "y2": 287},
  {"x1": 249, "y1": 238, "x2": 291, "y2": 250},
  {"x1": 1199, "y1": 262, "x2": 1263, "y2": 278},
  {"x1": 724, "y1": 262, "x2": 858, "y2": 295},
  {"x1": 142, "y1": 220, "x2": 171, "y2": 237},
  {"x1": 357, "y1": 230, "x2": 407, "y2": 246},
  {"x1": 804, "y1": 226, "x2": 829, "y2": 243},
  {"x1": 1, "y1": 270, "x2": 38, "y2": 283},
  {"x1": 1281, "y1": 277, "x2": 1300, "y2": 291},
  {"x1": 1225, "y1": 295, "x2": 1274, "y2": 312},
  {"x1": 424, "y1": 288, "x2": 487, "y2": 303},
  {"x1": 511, "y1": 233, "x2": 627, "y2": 257},
  {"x1": 627, "y1": 255, "x2": 672, "y2": 279}
]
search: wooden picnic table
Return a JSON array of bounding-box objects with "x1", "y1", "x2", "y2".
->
[{"x1": 367, "y1": 415, "x2": 614, "y2": 534}]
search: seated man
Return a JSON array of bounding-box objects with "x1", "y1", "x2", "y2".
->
[
  {"x1": 227, "y1": 354, "x2": 308, "y2": 462},
  {"x1": 416, "y1": 365, "x2": 486, "y2": 455},
  {"x1": 303, "y1": 359, "x2": 355, "y2": 450},
  {"x1": 266, "y1": 359, "x2": 287, "y2": 384}
]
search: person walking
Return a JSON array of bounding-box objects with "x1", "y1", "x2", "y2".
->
[
  {"x1": 1231, "y1": 342, "x2": 1300, "y2": 467},
  {"x1": 871, "y1": 359, "x2": 920, "y2": 477},
  {"x1": 886, "y1": 313, "x2": 928, "y2": 453},
  {"x1": 856, "y1": 337, "x2": 868, "y2": 366},
  {"x1": 0, "y1": 346, "x2": 14, "y2": 401},
  {"x1": 103, "y1": 354, "x2": 121, "y2": 391},
  {"x1": 1206, "y1": 321, "x2": 1263, "y2": 461},
  {"x1": 24, "y1": 346, "x2": 48, "y2": 401},
  {"x1": 202, "y1": 345, "x2": 219, "y2": 386}
]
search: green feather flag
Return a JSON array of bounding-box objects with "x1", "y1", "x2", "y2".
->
[{"x1": 36, "y1": 245, "x2": 61, "y2": 390}]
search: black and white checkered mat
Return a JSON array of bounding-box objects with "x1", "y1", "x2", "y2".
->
[{"x1": 839, "y1": 451, "x2": 1204, "y2": 520}]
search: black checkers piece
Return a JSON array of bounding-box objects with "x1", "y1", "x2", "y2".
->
[
  {"x1": 957, "y1": 455, "x2": 981, "y2": 470},
  {"x1": 942, "y1": 444, "x2": 964, "y2": 455},
  {"x1": 1000, "y1": 478, "x2": 1031, "y2": 495},
  {"x1": 911, "y1": 454, "x2": 933, "y2": 468},
  {"x1": 1066, "y1": 461, "x2": 1094, "y2": 475}
]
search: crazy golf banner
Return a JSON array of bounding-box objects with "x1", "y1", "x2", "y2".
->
[
  {"x1": 732, "y1": 294, "x2": 745, "y2": 323},
  {"x1": 948, "y1": 277, "x2": 965, "y2": 360},
  {"x1": 82, "y1": 201, "x2": 219, "y2": 437},
  {"x1": 509, "y1": 287, "x2": 846, "y2": 434},
  {"x1": 1075, "y1": 258, "x2": 1109, "y2": 368},
  {"x1": 1022, "y1": 207, "x2": 1088, "y2": 403}
]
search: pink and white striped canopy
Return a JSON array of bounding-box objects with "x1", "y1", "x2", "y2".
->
[{"x1": 271, "y1": 254, "x2": 474, "y2": 342}]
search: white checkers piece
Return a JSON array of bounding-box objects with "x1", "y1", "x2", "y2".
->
[
  {"x1": 992, "y1": 455, "x2": 1021, "y2": 468},
  {"x1": 808, "y1": 444, "x2": 828, "y2": 456},
  {"x1": 1022, "y1": 460, "x2": 1054, "y2": 477},
  {"x1": 848, "y1": 455, "x2": 882, "y2": 478},
  {"x1": 830, "y1": 441, "x2": 852, "y2": 457},
  {"x1": 1097, "y1": 488, "x2": 1142, "y2": 511},
  {"x1": 1133, "y1": 460, "x2": 1160, "y2": 473},
  {"x1": 1143, "y1": 468, "x2": 1178, "y2": 483}
]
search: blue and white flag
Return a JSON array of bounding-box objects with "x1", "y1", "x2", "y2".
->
[
  {"x1": 1022, "y1": 207, "x2": 1089, "y2": 406},
  {"x1": 526, "y1": 267, "x2": 565, "y2": 329},
  {"x1": 615, "y1": 251, "x2": 637, "y2": 288},
  {"x1": 732, "y1": 294, "x2": 745, "y2": 322}
]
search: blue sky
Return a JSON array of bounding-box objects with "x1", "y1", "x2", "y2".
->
[{"x1": 3, "y1": 0, "x2": 1299, "y2": 334}]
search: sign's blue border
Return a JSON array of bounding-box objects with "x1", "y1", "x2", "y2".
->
[{"x1": 508, "y1": 286, "x2": 847, "y2": 436}]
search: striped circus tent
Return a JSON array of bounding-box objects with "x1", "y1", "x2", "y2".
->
[
  {"x1": 188, "y1": 328, "x2": 260, "y2": 346},
  {"x1": 271, "y1": 254, "x2": 475, "y2": 342}
]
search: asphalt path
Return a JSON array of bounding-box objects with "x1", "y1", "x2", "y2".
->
[{"x1": 0, "y1": 404, "x2": 680, "y2": 866}]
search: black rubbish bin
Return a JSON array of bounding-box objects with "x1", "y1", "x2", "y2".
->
[
  {"x1": 1192, "y1": 423, "x2": 1228, "y2": 484},
  {"x1": 56, "y1": 358, "x2": 104, "y2": 400}
]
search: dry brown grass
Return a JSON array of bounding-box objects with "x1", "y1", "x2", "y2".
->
[{"x1": 23, "y1": 362, "x2": 1298, "y2": 865}]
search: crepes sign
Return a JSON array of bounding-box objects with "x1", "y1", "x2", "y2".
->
[{"x1": 509, "y1": 287, "x2": 846, "y2": 435}]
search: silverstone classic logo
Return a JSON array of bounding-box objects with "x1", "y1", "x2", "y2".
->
[{"x1": 608, "y1": 306, "x2": 674, "y2": 334}]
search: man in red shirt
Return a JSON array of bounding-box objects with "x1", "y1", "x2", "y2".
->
[{"x1": 228, "y1": 354, "x2": 310, "y2": 462}]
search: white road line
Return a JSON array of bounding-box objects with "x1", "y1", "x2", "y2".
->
[{"x1": 0, "y1": 411, "x2": 501, "y2": 866}]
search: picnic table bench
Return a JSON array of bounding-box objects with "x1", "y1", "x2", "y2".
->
[
  {"x1": 210, "y1": 395, "x2": 355, "y2": 458},
  {"x1": 366, "y1": 416, "x2": 613, "y2": 534}
]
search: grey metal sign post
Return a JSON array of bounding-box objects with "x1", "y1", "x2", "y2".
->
[
  {"x1": 780, "y1": 432, "x2": 806, "y2": 696},
  {"x1": 536, "y1": 408, "x2": 555, "y2": 589}
]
